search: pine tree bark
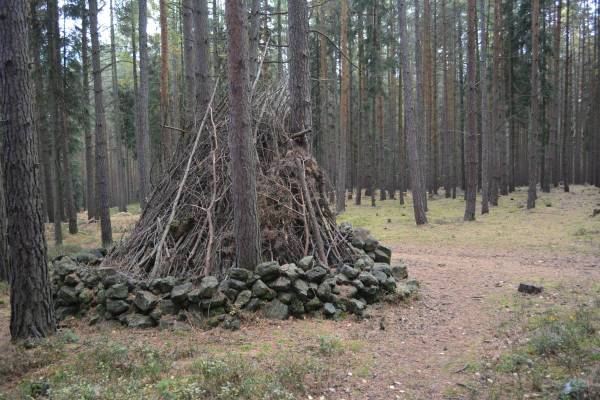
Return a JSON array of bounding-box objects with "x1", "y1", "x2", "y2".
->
[
  {"x1": 48, "y1": 0, "x2": 78, "y2": 234},
  {"x1": 137, "y1": 0, "x2": 151, "y2": 208},
  {"x1": 1, "y1": 0, "x2": 57, "y2": 339},
  {"x1": 225, "y1": 0, "x2": 262, "y2": 270},
  {"x1": 159, "y1": 0, "x2": 171, "y2": 167},
  {"x1": 110, "y1": 0, "x2": 127, "y2": 212},
  {"x1": 89, "y1": 0, "x2": 113, "y2": 247},
  {"x1": 527, "y1": 0, "x2": 540, "y2": 208},
  {"x1": 0, "y1": 152, "x2": 7, "y2": 282},
  {"x1": 194, "y1": 0, "x2": 212, "y2": 113},
  {"x1": 81, "y1": 6, "x2": 95, "y2": 220},
  {"x1": 337, "y1": 0, "x2": 350, "y2": 213},
  {"x1": 398, "y1": 0, "x2": 427, "y2": 225},
  {"x1": 562, "y1": 0, "x2": 571, "y2": 192},
  {"x1": 479, "y1": 0, "x2": 490, "y2": 214},
  {"x1": 414, "y1": 0, "x2": 428, "y2": 212},
  {"x1": 544, "y1": 1, "x2": 561, "y2": 191},
  {"x1": 288, "y1": 0, "x2": 312, "y2": 149},
  {"x1": 182, "y1": 0, "x2": 196, "y2": 132},
  {"x1": 248, "y1": 0, "x2": 261, "y2": 85},
  {"x1": 464, "y1": 0, "x2": 478, "y2": 221}
]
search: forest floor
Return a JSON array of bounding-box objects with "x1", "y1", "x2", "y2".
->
[{"x1": 1, "y1": 185, "x2": 599, "y2": 399}]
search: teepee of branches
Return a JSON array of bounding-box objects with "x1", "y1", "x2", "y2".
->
[{"x1": 103, "y1": 82, "x2": 358, "y2": 280}]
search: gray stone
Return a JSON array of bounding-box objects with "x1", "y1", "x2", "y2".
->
[
  {"x1": 305, "y1": 296, "x2": 322, "y2": 311},
  {"x1": 79, "y1": 269, "x2": 101, "y2": 287},
  {"x1": 106, "y1": 299, "x2": 130, "y2": 315},
  {"x1": 187, "y1": 288, "x2": 202, "y2": 303},
  {"x1": 55, "y1": 306, "x2": 78, "y2": 320},
  {"x1": 373, "y1": 263, "x2": 392, "y2": 276},
  {"x1": 73, "y1": 251, "x2": 101, "y2": 265},
  {"x1": 222, "y1": 315, "x2": 240, "y2": 331},
  {"x1": 306, "y1": 266, "x2": 328, "y2": 283},
  {"x1": 225, "y1": 279, "x2": 248, "y2": 291},
  {"x1": 158, "y1": 299, "x2": 178, "y2": 315},
  {"x1": 198, "y1": 276, "x2": 219, "y2": 298},
  {"x1": 124, "y1": 313, "x2": 155, "y2": 329},
  {"x1": 263, "y1": 299, "x2": 289, "y2": 320},
  {"x1": 364, "y1": 236, "x2": 379, "y2": 252},
  {"x1": 317, "y1": 282, "x2": 335, "y2": 302},
  {"x1": 340, "y1": 264, "x2": 360, "y2": 279},
  {"x1": 297, "y1": 256, "x2": 315, "y2": 271},
  {"x1": 337, "y1": 284, "x2": 358, "y2": 299},
  {"x1": 54, "y1": 258, "x2": 78, "y2": 277},
  {"x1": 252, "y1": 279, "x2": 276, "y2": 300},
  {"x1": 229, "y1": 268, "x2": 252, "y2": 282},
  {"x1": 280, "y1": 263, "x2": 304, "y2": 281},
  {"x1": 88, "y1": 314, "x2": 101, "y2": 326},
  {"x1": 391, "y1": 263, "x2": 408, "y2": 280},
  {"x1": 64, "y1": 273, "x2": 81, "y2": 286},
  {"x1": 373, "y1": 248, "x2": 391, "y2": 264},
  {"x1": 96, "y1": 288, "x2": 106, "y2": 304},
  {"x1": 372, "y1": 270, "x2": 388, "y2": 285},
  {"x1": 245, "y1": 298, "x2": 263, "y2": 311},
  {"x1": 150, "y1": 307, "x2": 162, "y2": 322},
  {"x1": 78, "y1": 288, "x2": 94, "y2": 304},
  {"x1": 105, "y1": 283, "x2": 128, "y2": 299},
  {"x1": 351, "y1": 237, "x2": 365, "y2": 249},
  {"x1": 200, "y1": 291, "x2": 228, "y2": 309},
  {"x1": 377, "y1": 244, "x2": 392, "y2": 258},
  {"x1": 289, "y1": 297, "x2": 305, "y2": 317},
  {"x1": 348, "y1": 299, "x2": 366, "y2": 315},
  {"x1": 293, "y1": 279, "x2": 310, "y2": 300},
  {"x1": 358, "y1": 272, "x2": 379, "y2": 287},
  {"x1": 367, "y1": 252, "x2": 376, "y2": 261},
  {"x1": 323, "y1": 303, "x2": 336, "y2": 317},
  {"x1": 277, "y1": 292, "x2": 293, "y2": 304},
  {"x1": 102, "y1": 272, "x2": 128, "y2": 288},
  {"x1": 335, "y1": 273, "x2": 352, "y2": 285},
  {"x1": 58, "y1": 286, "x2": 80, "y2": 305},
  {"x1": 150, "y1": 276, "x2": 178, "y2": 294},
  {"x1": 134, "y1": 290, "x2": 158, "y2": 312},
  {"x1": 269, "y1": 276, "x2": 291, "y2": 291},
  {"x1": 354, "y1": 255, "x2": 374, "y2": 270},
  {"x1": 234, "y1": 290, "x2": 252, "y2": 308},
  {"x1": 351, "y1": 279, "x2": 365, "y2": 291},
  {"x1": 358, "y1": 285, "x2": 380, "y2": 303},
  {"x1": 170, "y1": 282, "x2": 193, "y2": 304},
  {"x1": 382, "y1": 277, "x2": 397, "y2": 292},
  {"x1": 256, "y1": 261, "x2": 280, "y2": 281}
]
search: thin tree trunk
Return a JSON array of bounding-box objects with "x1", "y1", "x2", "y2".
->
[
  {"x1": 336, "y1": 0, "x2": 350, "y2": 213},
  {"x1": 527, "y1": 0, "x2": 540, "y2": 208},
  {"x1": 562, "y1": 0, "x2": 571, "y2": 192},
  {"x1": 81, "y1": 6, "x2": 95, "y2": 220},
  {"x1": 0, "y1": 148, "x2": 7, "y2": 282},
  {"x1": 479, "y1": 0, "x2": 490, "y2": 214},
  {"x1": 89, "y1": 0, "x2": 113, "y2": 247},
  {"x1": 464, "y1": 0, "x2": 478, "y2": 221},
  {"x1": 160, "y1": 0, "x2": 172, "y2": 167},
  {"x1": 195, "y1": 0, "x2": 212, "y2": 113},
  {"x1": 398, "y1": 0, "x2": 427, "y2": 225},
  {"x1": 248, "y1": 0, "x2": 260, "y2": 85},
  {"x1": 137, "y1": 0, "x2": 151, "y2": 208},
  {"x1": 225, "y1": 0, "x2": 262, "y2": 270},
  {"x1": 182, "y1": 0, "x2": 196, "y2": 131},
  {"x1": 1, "y1": 0, "x2": 56, "y2": 339}
]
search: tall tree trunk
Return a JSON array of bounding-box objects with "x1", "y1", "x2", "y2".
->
[
  {"x1": 48, "y1": 0, "x2": 78, "y2": 234},
  {"x1": 414, "y1": 0, "x2": 428, "y2": 211},
  {"x1": 110, "y1": 0, "x2": 127, "y2": 212},
  {"x1": 1, "y1": 0, "x2": 56, "y2": 339},
  {"x1": 544, "y1": 1, "x2": 561, "y2": 191},
  {"x1": 287, "y1": 0, "x2": 312, "y2": 148},
  {"x1": 354, "y1": 11, "x2": 365, "y2": 206},
  {"x1": 89, "y1": 0, "x2": 113, "y2": 247},
  {"x1": 160, "y1": 0, "x2": 172, "y2": 167},
  {"x1": 527, "y1": 0, "x2": 540, "y2": 208},
  {"x1": 225, "y1": 0, "x2": 261, "y2": 270},
  {"x1": 81, "y1": 6, "x2": 95, "y2": 220},
  {"x1": 562, "y1": 0, "x2": 571, "y2": 192},
  {"x1": 137, "y1": 0, "x2": 151, "y2": 208},
  {"x1": 337, "y1": 0, "x2": 350, "y2": 213},
  {"x1": 182, "y1": 0, "x2": 196, "y2": 131},
  {"x1": 0, "y1": 148, "x2": 7, "y2": 282},
  {"x1": 195, "y1": 0, "x2": 212, "y2": 113},
  {"x1": 212, "y1": 0, "x2": 221, "y2": 76},
  {"x1": 464, "y1": 0, "x2": 478, "y2": 221},
  {"x1": 398, "y1": 0, "x2": 427, "y2": 225},
  {"x1": 490, "y1": 0, "x2": 503, "y2": 203},
  {"x1": 276, "y1": 0, "x2": 283, "y2": 80},
  {"x1": 479, "y1": 0, "x2": 490, "y2": 214},
  {"x1": 248, "y1": 0, "x2": 260, "y2": 85}
]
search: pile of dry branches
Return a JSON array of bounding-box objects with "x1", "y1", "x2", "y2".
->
[{"x1": 104, "y1": 82, "x2": 357, "y2": 280}]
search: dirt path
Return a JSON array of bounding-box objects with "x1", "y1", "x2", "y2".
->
[{"x1": 334, "y1": 244, "x2": 600, "y2": 399}]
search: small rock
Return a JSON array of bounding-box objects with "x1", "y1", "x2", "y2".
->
[
  {"x1": 358, "y1": 272, "x2": 379, "y2": 287},
  {"x1": 229, "y1": 268, "x2": 252, "y2": 282},
  {"x1": 373, "y1": 263, "x2": 392, "y2": 277},
  {"x1": 105, "y1": 283, "x2": 128, "y2": 299},
  {"x1": 234, "y1": 290, "x2": 252, "y2": 308},
  {"x1": 245, "y1": 298, "x2": 263, "y2": 311},
  {"x1": 280, "y1": 263, "x2": 304, "y2": 281},
  {"x1": 170, "y1": 282, "x2": 193, "y2": 304},
  {"x1": 340, "y1": 264, "x2": 360, "y2": 279},
  {"x1": 373, "y1": 248, "x2": 391, "y2": 264},
  {"x1": 269, "y1": 276, "x2": 292, "y2": 291},
  {"x1": 252, "y1": 279, "x2": 276, "y2": 300},
  {"x1": 78, "y1": 288, "x2": 94, "y2": 304},
  {"x1": 383, "y1": 277, "x2": 397, "y2": 292},
  {"x1": 134, "y1": 290, "x2": 158, "y2": 312},
  {"x1": 317, "y1": 282, "x2": 335, "y2": 302},
  {"x1": 323, "y1": 302, "x2": 336, "y2": 317},
  {"x1": 54, "y1": 258, "x2": 78, "y2": 277},
  {"x1": 198, "y1": 276, "x2": 219, "y2": 298},
  {"x1": 263, "y1": 299, "x2": 289, "y2": 320},
  {"x1": 351, "y1": 237, "x2": 365, "y2": 249},
  {"x1": 125, "y1": 313, "x2": 155, "y2": 329},
  {"x1": 150, "y1": 276, "x2": 177, "y2": 294},
  {"x1": 297, "y1": 256, "x2": 315, "y2": 271},
  {"x1": 63, "y1": 273, "x2": 81, "y2": 286},
  {"x1": 372, "y1": 270, "x2": 388, "y2": 285},
  {"x1": 106, "y1": 298, "x2": 130, "y2": 315},
  {"x1": 277, "y1": 292, "x2": 294, "y2": 304},
  {"x1": 222, "y1": 315, "x2": 241, "y2": 331},
  {"x1": 157, "y1": 299, "x2": 178, "y2": 315},
  {"x1": 306, "y1": 266, "x2": 328, "y2": 283},
  {"x1": 256, "y1": 261, "x2": 281, "y2": 281},
  {"x1": 518, "y1": 283, "x2": 543, "y2": 295},
  {"x1": 364, "y1": 236, "x2": 379, "y2": 252},
  {"x1": 293, "y1": 279, "x2": 310, "y2": 300},
  {"x1": 305, "y1": 296, "x2": 322, "y2": 311},
  {"x1": 200, "y1": 291, "x2": 228, "y2": 309},
  {"x1": 55, "y1": 306, "x2": 78, "y2": 320},
  {"x1": 391, "y1": 263, "x2": 408, "y2": 280},
  {"x1": 289, "y1": 297, "x2": 305, "y2": 317},
  {"x1": 58, "y1": 286, "x2": 80, "y2": 305},
  {"x1": 348, "y1": 298, "x2": 366, "y2": 315}
]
